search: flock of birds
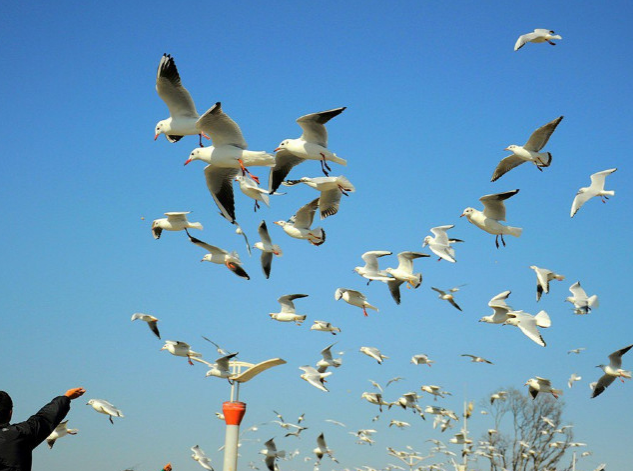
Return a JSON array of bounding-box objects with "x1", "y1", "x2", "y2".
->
[{"x1": 43, "y1": 29, "x2": 621, "y2": 471}]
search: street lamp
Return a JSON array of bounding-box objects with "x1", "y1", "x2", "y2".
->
[{"x1": 220, "y1": 357, "x2": 286, "y2": 471}]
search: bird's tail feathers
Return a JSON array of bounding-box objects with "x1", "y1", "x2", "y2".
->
[
  {"x1": 310, "y1": 228, "x2": 326, "y2": 246},
  {"x1": 535, "y1": 310, "x2": 551, "y2": 328},
  {"x1": 189, "y1": 222, "x2": 204, "y2": 231},
  {"x1": 329, "y1": 154, "x2": 347, "y2": 166},
  {"x1": 506, "y1": 226, "x2": 523, "y2": 238},
  {"x1": 366, "y1": 303, "x2": 379, "y2": 312},
  {"x1": 243, "y1": 151, "x2": 276, "y2": 167},
  {"x1": 588, "y1": 295, "x2": 599, "y2": 308}
]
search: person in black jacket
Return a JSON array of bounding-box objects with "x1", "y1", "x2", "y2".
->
[{"x1": 0, "y1": 387, "x2": 85, "y2": 471}]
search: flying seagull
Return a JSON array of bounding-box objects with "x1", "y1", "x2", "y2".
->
[
  {"x1": 570, "y1": 168, "x2": 617, "y2": 217},
  {"x1": 152, "y1": 212, "x2": 203, "y2": 240},
  {"x1": 274, "y1": 198, "x2": 326, "y2": 246},
  {"x1": 186, "y1": 229, "x2": 250, "y2": 280},
  {"x1": 269, "y1": 294, "x2": 309, "y2": 325},
  {"x1": 131, "y1": 313, "x2": 161, "y2": 339},
  {"x1": 514, "y1": 29, "x2": 562, "y2": 51},
  {"x1": 422, "y1": 225, "x2": 463, "y2": 263},
  {"x1": 461, "y1": 190, "x2": 522, "y2": 248},
  {"x1": 253, "y1": 221, "x2": 283, "y2": 279},
  {"x1": 529, "y1": 265, "x2": 565, "y2": 301},
  {"x1": 591, "y1": 344, "x2": 633, "y2": 398}
]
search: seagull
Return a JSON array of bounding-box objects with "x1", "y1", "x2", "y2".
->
[
  {"x1": 191, "y1": 445, "x2": 214, "y2": 470},
  {"x1": 46, "y1": 420, "x2": 78, "y2": 448},
  {"x1": 186, "y1": 230, "x2": 250, "y2": 280},
  {"x1": 260, "y1": 438, "x2": 285, "y2": 471},
  {"x1": 360, "y1": 392, "x2": 390, "y2": 412},
  {"x1": 201, "y1": 336, "x2": 232, "y2": 356},
  {"x1": 461, "y1": 190, "x2": 522, "y2": 248},
  {"x1": 386, "y1": 377, "x2": 405, "y2": 387},
  {"x1": 525, "y1": 377, "x2": 562, "y2": 399},
  {"x1": 368, "y1": 379, "x2": 383, "y2": 392},
  {"x1": 411, "y1": 354, "x2": 434, "y2": 367},
  {"x1": 503, "y1": 310, "x2": 551, "y2": 347},
  {"x1": 461, "y1": 354, "x2": 493, "y2": 364},
  {"x1": 154, "y1": 54, "x2": 208, "y2": 146},
  {"x1": 152, "y1": 212, "x2": 203, "y2": 239},
  {"x1": 253, "y1": 221, "x2": 282, "y2": 279},
  {"x1": 274, "y1": 198, "x2": 326, "y2": 246},
  {"x1": 161, "y1": 340, "x2": 202, "y2": 365},
  {"x1": 324, "y1": 419, "x2": 346, "y2": 427},
  {"x1": 420, "y1": 385, "x2": 451, "y2": 401},
  {"x1": 131, "y1": 313, "x2": 160, "y2": 339},
  {"x1": 567, "y1": 347, "x2": 586, "y2": 355},
  {"x1": 392, "y1": 392, "x2": 422, "y2": 413},
  {"x1": 192, "y1": 352, "x2": 239, "y2": 380},
  {"x1": 314, "y1": 433, "x2": 338, "y2": 464},
  {"x1": 389, "y1": 420, "x2": 411, "y2": 429},
  {"x1": 491, "y1": 116, "x2": 563, "y2": 181},
  {"x1": 431, "y1": 287, "x2": 462, "y2": 311},
  {"x1": 86, "y1": 399, "x2": 124, "y2": 424},
  {"x1": 479, "y1": 290, "x2": 513, "y2": 324},
  {"x1": 541, "y1": 416, "x2": 556, "y2": 428},
  {"x1": 236, "y1": 175, "x2": 271, "y2": 211},
  {"x1": 335, "y1": 288, "x2": 379, "y2": 316},
  {"x1": 570, "y1": 168, "x2": 617, "y2": 217},
  {"x1": 514, "y1": 29, "x2": 562, "y2": 51},
  {"x1": 489, "y1": 391, "x2": 507, "y2": 404},
  {"x1": 360, "y1": 346, "x2": 388, "y2": 364},
  {"x1": 529, "y1": 266, "x2": 565, "y2": 301},
  {"x1": 184, "y1": 102, "x2": 275, "y2": 224},
  {"x1": 269, "y1": 294, "x2": 309, "y2": 325},
  {"x1": 384, "y1": 253, "x2": 430, "y2": 304},
  {"x1": 565, "y1": 281, "x2": 599, "y2": 315},
  {"x1": 310, "y1": 320, "x2": 341, "y2": 335},
  {"x1": 317, "y1": 343, "x2": 343, "y2": 372},
  {"x1": 592, "y1": 344, "x2": 633, "y2": 398},
  {"x1": 269, "y1": 107, "x2": 347, "y2": 193},
  {"x1": 299, "y1": 366, "x2": 331, "y2": 392},
  {"x1": 282, "y1": 176, "x2": 355, "y2": 219},
  {"x1": 568, "y1": 373, "x2": 582, "y2": 389},
  {"x1": 353, "y1": 251, "x2": 394, "y2": 284},
  {"x1": 422, "y1": 225, "x2": 463, "y2": 263}
]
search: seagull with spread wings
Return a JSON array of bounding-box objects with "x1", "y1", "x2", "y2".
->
[
  {"x1": 461, "y1": 190, "x2": 522, "y2": 248},
  {"x1": 274, "y1": 198, "x2": 326, "y2": 246},
  {"x1": 185, "y1": 229, "x2": 250, "y2": 280},
  {"x1": 592, "y1": 344, "x2": 633, "y2": 398},
  {"x1": 570, "y1": 168, "x2": 617, "y2": 217}
]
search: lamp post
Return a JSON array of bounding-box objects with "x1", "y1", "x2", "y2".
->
[{"x1": 221, "y1": 358, "x2": 286, "y2": 471}]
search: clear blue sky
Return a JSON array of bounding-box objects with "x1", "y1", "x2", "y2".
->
[{"x1": 2, "y1": 1, "x2": 631, "y2": 470}]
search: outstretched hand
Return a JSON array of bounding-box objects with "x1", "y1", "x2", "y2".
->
[
  {"x1": 163, "y1": 463, "x2": 172, "y2": 471},
  {"x1": 64, "y1": 387, "x2": 86, "y2": 400}
]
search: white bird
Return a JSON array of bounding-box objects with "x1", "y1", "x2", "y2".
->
[
  {"x1": 161, "y1": 340, "x2": 202, "y2": 365},
  {"x1": 299, "y1": 366, "x2": 331, "y2": 392},
  {"x1": 269, "y1": 294, "x2": 309, "y2": 325},
  {"x1": 421, "y1": 385, "x2": 452, "y2": 400},
  {"x1": 360, "y1": 392, "x2": 390, "y2": 412},
  {"x1": 201, "y1": 336, "x2": 232, "y2": 356},
  {"x1": 393, "y1": 392, "x2": 422, "y2": 413},
  {"x1": 131, "y1": 313, "x2": 160, "y2": 339},
  {"x1": 192, "y1": 352, "x2": 239, "y2": 380},
  {"x1": 565, "y1": 281, "x2": 599, "y2": 315},
  {"x1": 236, "y1": 175, "x2": 271, "y2": 211},
  {"x1": 335, "y1": 288, "x2": 379, "y2": 317},
  {"x1": 191, "y1": 445, "x2": 214, "y2": 470},
  {"x1": 354, "y1": 251, "x2": 394, "y2": 284},
  {"x1": 479, "y1": 290, "x2": 512, "y2": 324},
  {"x1": 422, "y1": 225, "x2": 463, "y2": 263},
  {"x1": 260, "y1": 438, "x2": 285, "y2": 471},
  {"x1": 592, "y1": 344, "x2": 633, "y2": 398},
  {"x1": 568, "y1": 373, "x2": 582, "y2": 389},
  {"x1": 184, "y1": 102, "x2": 275, "y2": 224},
  {"x1": 274, "y1": 198, "x2": 326, "y2": 246},
  {"x1": 570, "y1": 168, "x2": 617, "y2": 217},
  {"x1": 317, "y1": 343, "x2": 343, "y2": 372},
  {"x1": 389, "y1": 420, "x2": 411, "y2": 429},
  {"x1": 86, "y1": 399, "x2": 124, "y2": 424},
  {"x1": 449, "y1": 431, "x2": 472, "y2": 445},
  {"x1": 154, "y1": 54, "x2": 208, "y2": 146},
  {"x1": 503, "y1": 310, "x2": 551, "y2": 347},
  {"x1": 46, "y1": 420, "x2": 78, "y2": 448},
  {"x1": 411, "y1": 354, "x2": 434, "y2": 367},
  {"x1": 461, "y1": 190, "x2": 522, "y2": 248},
  {"x1": 529, "y1": 266, "x2": 565, "y2": 301},
  {"x1": 186, "y1": 230, "x2": 250, "y2": 280},
  {"x1": 313, "y1": 433, "x2": 338, "y2": 464},
  {"x1": 324, "y1": 419, "x2": 346, "y2": 427},
  {"x1": 253, "y1": 221, "x2": 283, "y2": 279},
  {"x1": 269, "y1": 107, "x2": 347, "y2": 193},
  {"x1": 489, "y1": 391, "x2": 507, "y2": 404},
  {"x1": 525, "y1": 377, "x2": 562, "y2": 399},
  {"x1": 386, "y1": 377, "x2": 405, "y2": 387},
  {"x1": 385, "y1": 252, "x2": 430, "y2": 304},
  {"x1": 461, "y1": 354, "x2": 493, "y2": 365},
  {"x1": 282, "y1": 175, "x2": 355, "y2": 219},
  {"x1": 368, "y1": 379, "x2": 383, "y2": 392},
  {"x1": 360, "y1": 346, "x2": 388, "y2": 364},
  {"x1": 568, "y1": 347, "x2": 586, "y2": 355},
  {"x1": 514, "y1": 29, "x2": 562, "y2": 51},
  {"x1": 431, "y1": 287, "x2": 463, "y2": 312},
  {"x1": 310, "y1": 320, "x2": 341, "y2": 335},
  {"x1": 152, "y1": 212, "x2": 203, "y2": 239},
  {"x1": 541, "y1": 416, "x2": 556, "y2": 428},
  {"x1": 491, "y1": 116, "x2": 563, "y2": 181}
]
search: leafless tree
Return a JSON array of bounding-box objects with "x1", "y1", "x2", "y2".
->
[{"x1": 478, "y1": 388, "x2": 574, "y2": 471}]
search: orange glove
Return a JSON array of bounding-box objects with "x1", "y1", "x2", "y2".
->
[
  {"x1": 64, "y1": 387, "x2": 86, "y2": 399},
  {"x1": 163, "y1": 463, "x2": 172, "y2": 471}
]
